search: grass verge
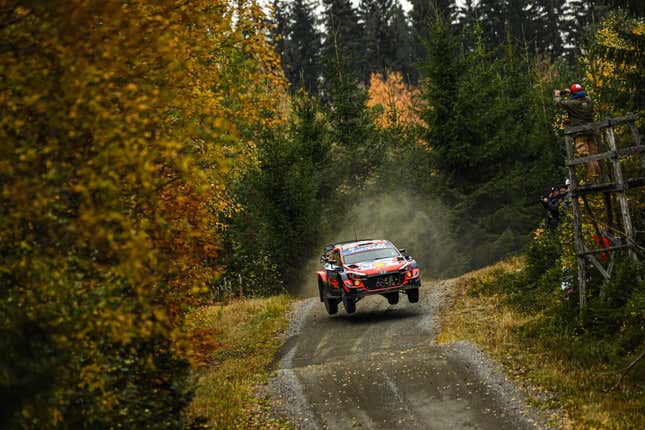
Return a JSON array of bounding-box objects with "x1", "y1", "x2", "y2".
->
[
  {"x1": 185, "y1": 295, "x2": 294, "y2": 429},
  {"x1": 437, "y1": 257, "x2": 645, "y2": 430}
]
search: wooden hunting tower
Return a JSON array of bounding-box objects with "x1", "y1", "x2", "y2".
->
[{"x1": 564, "y1": 114, "x2": 644, "y2": 310}]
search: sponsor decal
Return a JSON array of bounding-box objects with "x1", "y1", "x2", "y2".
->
[{"x1": 342, "y1": 242, "x2": 390, "y2": 255}]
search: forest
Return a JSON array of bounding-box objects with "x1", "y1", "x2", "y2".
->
[{"x1": 1, "y1": 0, "x2": 643, "y2": 428}]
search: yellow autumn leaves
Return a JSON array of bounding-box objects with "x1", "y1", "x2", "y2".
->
[
  {"x1": 367, "y1": 72, "x2": 425, "y2": 129},
  {"x1": 0, "y1": 0, "x2": 286, "y2": 427}
]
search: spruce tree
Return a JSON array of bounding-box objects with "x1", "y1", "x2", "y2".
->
[
  {"x1": 359, "y1": 0, "x2": 396, "y2": 80},
  {"x1": 322, "y1": 0, "x2": 364, "y2": 86},
  {"x1": 470, "y1": 0, "x2": 569, "y2": 60},
  {"x1": 272, "y1": 0, "x2": 322, "y2": 94},
  {"x1": 532, "y1": 0, "x2": 567, "y2": 58},
  {"x1": 272, "y1": 0, "x2": 290, "y2": 76},
  {"x1": 228, "y1": 94, "x2": 332, "y2": 291},
  {"x1": 456, "y1": 0, "x2": 481, "y2": 51},
  {"x1": 390, "y1": 1, "x2": 417, "y2": 82},
  {"x1": 326, "y1": 58, "x2": 383, "y2": 186},
  {"x1": 473, "y1": 0, "x2": 525, "y2": 56},
  {"x1": 419, "y1": 13, "x2": 463, "y2": 179},
  {"x1": 565, "y1": 0, "x2": 604, "y2": 57},
  {"x1": 410, "y1": 0, "x2": 457, "y2": 62},
  {"x1": 420, "y1": 16, "x2": 562, "y2": 266},
  {"x1": 289, "y1": 0, "x2": 323, "y2": 93}
]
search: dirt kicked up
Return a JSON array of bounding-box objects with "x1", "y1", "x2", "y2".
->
[{"x1": 267, "y1": 280, "x2": 554, "y2": 430}]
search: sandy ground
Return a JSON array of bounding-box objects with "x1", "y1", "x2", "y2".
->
[{"x1": 267, "y1": 280, "x2": 552, "y2": 430}]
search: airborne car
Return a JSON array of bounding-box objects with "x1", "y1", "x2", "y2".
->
[{"x1": 316, "y1": 239, "x2": 422, "y2": 315}]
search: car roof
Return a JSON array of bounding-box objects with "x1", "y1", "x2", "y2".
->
[{"x1": 323, "y1": 239, "x2": 390, "y2": 253}]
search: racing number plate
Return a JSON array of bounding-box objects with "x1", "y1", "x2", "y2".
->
[{"x1": 371, "y1": 274, "x2": 403, "y2": 289}]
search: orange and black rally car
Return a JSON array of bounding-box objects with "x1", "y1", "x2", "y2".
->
[{"x1": 316, "y1": 239, "x2": 422, "y2": 315}]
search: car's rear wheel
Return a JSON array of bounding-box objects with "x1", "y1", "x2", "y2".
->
[
  {"x1": 385, "y1": 292, "x2": 399, "y2": 305},
  {"x1": 342, "y1": 292, "x2": 356, "y2": 314},
  {"x1": 407, "y1": 288, "x2": 419, "y2": 303}
]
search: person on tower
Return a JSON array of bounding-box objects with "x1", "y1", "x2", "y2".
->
[{"x1": 554, "y1": 83, "x2": 600, "y2": 182}]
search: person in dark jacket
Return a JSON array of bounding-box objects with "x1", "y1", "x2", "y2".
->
[
  {"x1": 554, "y1": 83, "x2": 599, "y2": 181},
  {"x1": 542, "y1": 187, "x2": 563, "y2": 229}
]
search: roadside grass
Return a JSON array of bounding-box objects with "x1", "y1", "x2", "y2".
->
[
  {"x1": 437, "y1": 257, "x2": 645, "y2": 430},
  {"x1": 184, "y1": 295, "x2": 294, "y2": 429}
]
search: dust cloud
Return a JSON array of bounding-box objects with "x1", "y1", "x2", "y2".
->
[{"x1": 293, "y1": 192, "x2": 469, "y2": 297}]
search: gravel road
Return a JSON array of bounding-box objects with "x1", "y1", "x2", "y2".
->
[{"x1": 268, "y1": 280, "x2": 551, "y2": 430}]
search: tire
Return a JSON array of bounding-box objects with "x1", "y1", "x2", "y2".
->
[
  {"x1": 324, "y1": 296, "x2": 340, "y2": 315},
  {"x1": 407, "y1": 288, "x2": 419, "y2": 303},
  {"x1": 385, "y1": 292, "x2": 399, "y2": 305},
  {"x1": 342, "y1": 292, "x2": 356, "y2": 314}
]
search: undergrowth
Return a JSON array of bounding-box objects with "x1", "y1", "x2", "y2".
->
[
  {"x1": 438, "y1": 222, "x2": 644, "y2": 429},
  {"x1": 184, "y1": 296, "x2": 294, "y2": 430}
]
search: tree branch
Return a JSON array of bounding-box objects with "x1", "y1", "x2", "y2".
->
[{"x1": 608, "y1": 348, "x2": 645, "y2": 392}]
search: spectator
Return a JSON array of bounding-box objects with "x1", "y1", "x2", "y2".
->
[
  {"x1": 542, "y1": 187, "x2": 563, "y2": 229},
  {"x1": 554, "y1": 83, "x2": 600, "y2": 182}
]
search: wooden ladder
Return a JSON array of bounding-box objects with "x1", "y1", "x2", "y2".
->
[{"x1": 564, "y1": 114, "x2": 644, "y2": 312}]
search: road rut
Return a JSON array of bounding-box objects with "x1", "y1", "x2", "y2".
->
[{"x1": 268, "y1": 280, "x2": 546, "y2": 430}]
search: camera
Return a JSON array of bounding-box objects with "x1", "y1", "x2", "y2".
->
[{"x1": 555, "y1": 88, "x2": 571, "y2": 97}]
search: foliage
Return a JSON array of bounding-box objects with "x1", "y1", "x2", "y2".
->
[
  {"x1": 520, "y1": 203, "x2": 644, "y2": 350},
  {"x1": 583, "y1": 10, "x2": 645, "y2": 118},
  {"x1": 367, "y1": 72, "x2": 425, "y2": 129},
  {"x1": 526, "y1": 225, "x2": 563, "y2": 281},
  {"x1": 419, "y1": 17, "x2": 564, "y2": 268},
  {"x1": 437, "y1": 259, "x2": 645, "y2": 430},
  {"x1": 186, "y1": 296, "x2": 293, "y2": 430},
  {"x1": 325, "y1": 61, "x2": 385, "y2": 190},
  {"x1": 272, "y1": 0, "x2": 322, "y2": 94},
  {"x1": 2, "y1": 0, "x2": 643, "y2": 426},
  {"x1": 0, "y1": 0, "x2": 285, "y2": 427},
  {"x1": 321, "y1": 0, "x2": 365, "y2": 86},
  {"x1": 224, "y1": 93, "x2": 332, "y2": 293},
  {"x1": 225, "y1": 59, "x2": 387, "y2": 293}
]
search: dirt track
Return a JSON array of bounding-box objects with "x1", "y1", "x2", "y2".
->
[{"x1": 268, "y1": 280, "x2": 549, "y2": 430}]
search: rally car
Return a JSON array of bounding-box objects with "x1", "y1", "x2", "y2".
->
[{"x1": 316, "y1": 239, "x2": 422, "y2": 315}]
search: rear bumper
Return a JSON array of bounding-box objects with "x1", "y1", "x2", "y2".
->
[{"x1": 343, "y1": 279, "x2": 421, "y2": 299}]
